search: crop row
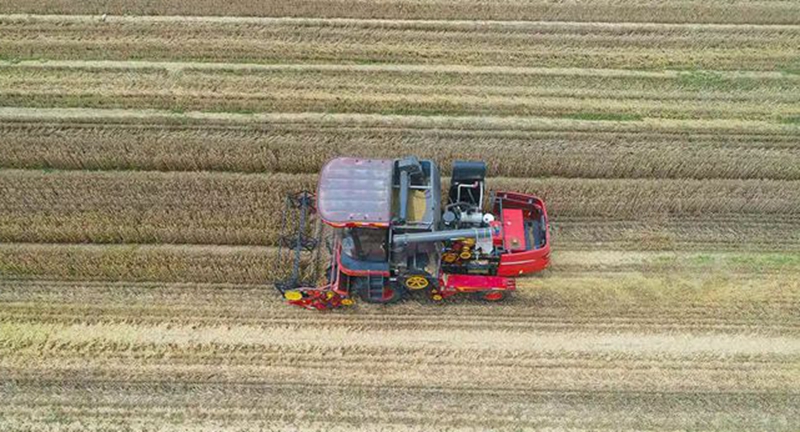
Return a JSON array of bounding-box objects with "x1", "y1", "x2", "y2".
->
[
  {"x1": 2, "y1": 112, "x2": 799, "y2": 179},
  {"x1": 3, "y1": 244, "x2": 799, "y2": 284},
  {"x1": 2, "y1": 170, "x2": 799, "y2": 245},
  {"x1": 2, "y1": 64, "x2": 798, "y2": 121},
  {"x1": 1, "y1": 16, "x2": 798, "y2": 70},
  {"x1": 0, "y1": 243, "x2": 281, "y2": 284},
  {"x1": 6, "y1": 63, "x2": 799, "y2": 98},
  {"x1": 1, "y1": 0, "x2": 797, "y2": 24}
]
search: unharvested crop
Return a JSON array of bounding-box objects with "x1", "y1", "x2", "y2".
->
[
  {"x1": 0, "y1": 243, "x2": 282, "y2": 283},
  {"x1": 2, "y1": 63, "x2": 798, "y2": 120},
  {"x1": 1, "y1": 16, "x2": 798, "y2": 70},
  {"x1": 2, "y1": 169, "x2": 798, "y2": 245},
  {"x1": 3, "y1": 109, "x2": 800, "y2": 180}
]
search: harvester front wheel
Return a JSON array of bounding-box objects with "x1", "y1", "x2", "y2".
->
[{"x1": 357, "y1": 284, "x2": 405, "y2": 304}]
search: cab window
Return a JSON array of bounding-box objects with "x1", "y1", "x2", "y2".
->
[{"x1": 340, "y1": 227, "x2": 387, "y2": 262}]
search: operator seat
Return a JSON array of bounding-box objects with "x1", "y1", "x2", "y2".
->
[{"x1": 449, "y1": 160, "x2": 486, "y2": 206}]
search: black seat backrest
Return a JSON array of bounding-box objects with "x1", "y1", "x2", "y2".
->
[
  {"x1": 449, "y1": 161, "x2": 486, "y2": 205},
  {"x1": 452, "y1": 161, "x2": 486, "y2": 183}
]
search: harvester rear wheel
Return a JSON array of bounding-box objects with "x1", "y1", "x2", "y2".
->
[
  {"x1": 400, "y1": 271, "x2": 435, "y2": 291},
  {"x1": 473, "y1": 290, "x2": 508, "y2": 302}
]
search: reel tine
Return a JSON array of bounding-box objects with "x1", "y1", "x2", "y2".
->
[{"x1": 274, "y1": 190, "x2": 318, "y2": 297}]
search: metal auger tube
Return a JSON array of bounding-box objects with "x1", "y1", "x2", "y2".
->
[
  {"x1": 392, "y1": 227, "x2": 493, "y2": 247},
  {"x1": 398, "y1": 169, "x2": 410, "y2": 223}
]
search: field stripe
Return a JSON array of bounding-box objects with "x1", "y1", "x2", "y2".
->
[
  {"x1": 1, "y1": 14, "x2": 799, "y2": 30},
  {"x1": 2, "y1": 62, "x2": 798, "y2": 121},
  {"x1": 1, "y1": 381, "x2": 795, "y2": 431},
  {"x1": 5, "y1": 321, "x2": 799, "y2": 355},
  {"x1": 0, "y1": 107, "x2": 797, "y2": 134},
  {"x1": 2, "y1": 169, "x2": 799, "y2": 245},
  {"x1": 3, "y1": 116, "x2": 800, "y2": 179},
  {"x1": 1, "y1": 0, "x2": 798, "y2": 24},
  {"x1": 1, "y1": 15, "x2": 797, "y2": 70},
  {"x1": 1, "y1": 272, "x2": 798, "y2": 333},
  {"x1": 2, "y1": 243, "x2": 799, "y2": 282},
  {"x1": 6, "y1": 59, "x2": 799, "y2": 79}
]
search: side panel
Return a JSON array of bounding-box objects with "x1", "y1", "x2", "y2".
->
[
  {"x1": 493, "y1": 190, "x2": 551, "y2": 276},
  {"x1": 501, "y1": 208, "x2": 527, "y2": 252},
  {"x1": 497, "y1": 247, "x2": 550, "y2": 276},
  {"x1": 443, "y1": 274, "x2": 516, "y2": 292}
]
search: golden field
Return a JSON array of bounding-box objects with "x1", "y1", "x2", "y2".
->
[{"x1": 0, "y1": 1, "x2": 798, "y2": 430}]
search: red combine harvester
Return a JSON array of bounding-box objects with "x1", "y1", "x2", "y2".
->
[{"x1": 275, "y1": 157, "x2": 550, "y2": 310}]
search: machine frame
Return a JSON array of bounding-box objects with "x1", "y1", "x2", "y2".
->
[{"x1": 275, "y1": 157, "x2": 550, "y2": 310}]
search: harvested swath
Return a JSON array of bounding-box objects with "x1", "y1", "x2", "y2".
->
[
  {"x1": 0, "y1": 381, "x2": 796, "y2": 431},
  {"x1": 1, "y1": 0, "x2": 797, "y2": 24},
  {"x1": 2, "y1": 110, "x2": 800, "y2": 179},
  {"x1": 0, "y1": 243, "x2": 282, "y2": 284},
  {"x1": 0, "y1": 311, "x2": 800, "y2": 398},
  {"x1": 3, "y1": 317, "x2": 799, "y2": 392},
  {"x1": 2, "y1": 270, "x2": 798, "y2": 330},
  {"x1": 2, "y1": 63, "x2": 798, "y2": 120},
  {"x1": 1, "y1": 16, "x2": 798, "y2": 70},
  {"x1": 2, "y1": 170, "x2": 799, "y2": 245},
  {"x1": 2, "y1": 258, "x2": 797, "y2": 429}
]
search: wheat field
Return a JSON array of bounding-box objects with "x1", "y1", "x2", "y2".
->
[{"x1": 0, "y1": 1, "x2": 799, "y2": 430}]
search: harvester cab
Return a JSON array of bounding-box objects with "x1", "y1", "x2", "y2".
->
[{"x1": 275, "y1": 156, "x2": 550, "y2": 310}]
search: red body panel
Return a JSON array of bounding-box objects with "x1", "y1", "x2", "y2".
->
[
  {"x1": 501, "y1": 208, "x2": 527, "y2": 252},
  {"x1": 493, "y1": 191, "x2": 551, "y2": 277},
  {"x1": 443, "y1": 274, "x2": 516, "y2": 292},
  {"x1": 497, "y1": 249, "x2": 551, "y2": 276}
]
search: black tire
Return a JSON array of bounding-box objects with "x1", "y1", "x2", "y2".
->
[
  {"x1": 472, "y1": 290, "x2": 509, "y2": 302},
  {"x1": 324, "y1": 265, "x2": 335, "y2": 283}
]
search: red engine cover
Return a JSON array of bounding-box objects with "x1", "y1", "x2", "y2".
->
[{"x1": 502, "y1": 208, "x2": 527, "y2": 252}]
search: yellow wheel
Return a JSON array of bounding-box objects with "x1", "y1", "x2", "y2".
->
[
  {"x1": 284, "y1": 291, "x2": 303, "y2": 301},
  {"x1": 341, "y1": 298, "x2": 354, "y2": 306},
  {"x1": 459, "y1": 249, "x2": 472, "y2": 260},
  {"x1": 432, "y1": 294, "x2": 443, "y2": 301},
  {"x1": 442, "y1": 252, "x2": 458, "y2": 263},
  {"x1": 404, "y1": 275, "x2": 430, "y2": 290}
]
